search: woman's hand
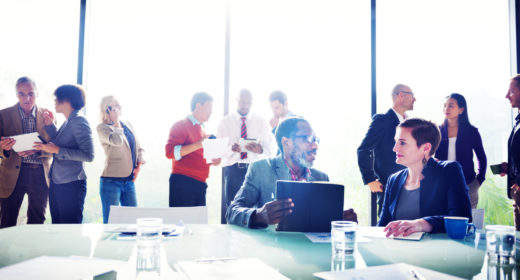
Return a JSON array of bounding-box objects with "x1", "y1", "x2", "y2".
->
[
  {"x1": 384, "y1": 219, "x2": 432, "y2": 237},
  {"x1": 33, "y1": 142, "x2": 59, "y2": 154},
  {"x1": 42, "y1": 109, "x2": 55, "y2": 126},
  {"x1": 132, "y1": 163, "x2": 142, "y2": 182}
]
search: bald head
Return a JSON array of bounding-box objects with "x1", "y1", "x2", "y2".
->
[
  {"x1": 391, "y1": 84, "x2": 411, "y2": 100},
  {"x1": 237, "y1": 89, "x2": 253, "y2": 115}
]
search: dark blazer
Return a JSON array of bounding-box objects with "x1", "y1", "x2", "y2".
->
[
  {"x1": 507, "y1": 115, "x2": 520, "y2": 199},
  {"x1": 45, "y1": 110, "x2": 94, "y2": 184},
  {"x1": 357, "y1": 109, "x2": 405, "y2": 185},
  {"x1": 377, "y1": 159, "x2": 472, "y2": 233},
  {"x1": 226, "y1": 155, "x2": 329, "y2": 228},
  {"x1": 435, "y1": 123, "x2": 487, "y2": 185}
]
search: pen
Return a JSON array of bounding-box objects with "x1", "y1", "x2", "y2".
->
[{"x1": 410, "y1": 268, "x2": 427, "y2": 280}]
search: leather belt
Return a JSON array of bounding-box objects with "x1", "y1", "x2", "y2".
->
[{"x1": 21, "y1": 163, "x2": 42, "y2": 169}]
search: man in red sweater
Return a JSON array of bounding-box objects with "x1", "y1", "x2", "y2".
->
[{"x1": 165, "y1": 92, "x2": 221, "y2": 207}]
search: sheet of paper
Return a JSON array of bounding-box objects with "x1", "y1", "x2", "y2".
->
[
  {"x1": 238, "y1": 138, "x2": 258, "y2": 151},
  {"x1": 177, "y1": 257, "x2": 290, "y2": 280},
  {"x1": 10, "y1": 132, "x2": 41, "y2": 152},
  {"x1": 314, "y1": 263, "x2": 464, "y2": 280},
  {"x1": 202, "y1": 137, "x2": 228, "y2": 163},
  {"x1": 0, "y1": 256, "x2": 125, "y2": 280},
  {"x1": 304, "y1": 232, "x2": 371, "y2": 243},
  {"x1": 358, "y1": 226, "x2": 424, "y2": 241}
]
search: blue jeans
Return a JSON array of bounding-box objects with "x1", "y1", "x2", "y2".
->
[{"x1": 100, "y1": 178, "x2": 137, "y2": 223}]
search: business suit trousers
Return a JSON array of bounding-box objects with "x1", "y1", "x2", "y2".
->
[
  {"x1": 169, "y1": 174, "x2": 207, "y2": 207},
  {"x1": 221, "y1": 163, "x2": 248, "y2": 223},
  {"x1": 49, "y1": 179, "x2": 87, "y2": 224},
  {"x1": 376, "y1": 191, "x2": 385, "y2": 218},
  {"x1": 0, "y1": 164, "x2": 48, "y2": 228}
]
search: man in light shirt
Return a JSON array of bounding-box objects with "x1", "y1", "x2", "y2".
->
[
  {"x1": 269, "y1": 90, "x2": 296, "y2": 134},
  {"x1": 217, "y1": 89, "x2": 277, "y2": 223},
  {"x1": 357, "y1": 84, "x2": 416, "y2": 218}
]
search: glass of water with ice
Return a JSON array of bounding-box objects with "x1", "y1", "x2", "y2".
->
[{"x1": 331, "y1": 221, "x2": 357, "y2": 258}]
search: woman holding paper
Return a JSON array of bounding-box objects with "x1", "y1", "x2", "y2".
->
[
  {"x1": 378, "y1": 118, "x2": 471, "y2": 236},
  {"x1": 34, "y1": 84, "x2": 94, "y2": 224},
  {"x1": 97, "y1": 96, "x2": 145, "y2": 223}
]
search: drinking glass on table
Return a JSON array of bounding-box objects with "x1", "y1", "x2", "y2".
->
[
  {"x1": 136, "y1": 218, "x2": 162, "y2": 278},
  {"x1": 331, "y1": 221, "x2": 357, "y2": 258}
]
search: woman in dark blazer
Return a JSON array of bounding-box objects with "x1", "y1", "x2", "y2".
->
[
  {"x1": 435, "y1": 93, "x2": 487, "y2": 208},
  {"x1": 34, "y1": 84, "x2": 94, "y2": 224},
  {"x1": 378, "y1": 118, "x2": 471, "y2": 237}
]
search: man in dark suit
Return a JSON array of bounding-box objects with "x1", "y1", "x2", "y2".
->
[
  {"x1": 505, "y1": 75, "x2": 520, "y2": 230},
  {"x1": 0, "y1": 77, "x2": 52, "y2": 228},
  {"x1": 357, "y1": 84, "x2": 416, "y2": 217}
]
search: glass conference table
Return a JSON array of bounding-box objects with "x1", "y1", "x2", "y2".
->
[{"x1": 0, "y1": 224, "x2": 517, "y2": 279}]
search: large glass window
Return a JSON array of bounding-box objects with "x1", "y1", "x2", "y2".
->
[{"x1": 377, "y1": 0, "x2": 512, "y2": 225}]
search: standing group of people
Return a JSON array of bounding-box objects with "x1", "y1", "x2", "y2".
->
[{"x1": 1, "y1": 75, "x2": 520, "y2": 231}]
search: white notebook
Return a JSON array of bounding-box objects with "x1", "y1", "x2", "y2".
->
[{"x1": 176, "y1": 258, "x2": 289, "y2": 280}]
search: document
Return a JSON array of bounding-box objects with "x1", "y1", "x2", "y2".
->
[
  {"x1": 0, "y1": 256, "x2": 125, "y2": 280},
  {"x1": 202, "y1": 137, "x2": 228, "y2": 163},
  {"x1": 314, "y1": 263, "x2": 464, "y2": 280},
  {"x1": 358, "y1": 226, "x2": 425, "y2": 241},
  {"x1": 10, "y1": 132, "x2": 41, "y2": 152},
  {"x1": 238, "y1": 138, "x2": 258, "y2": 151},
  {"x1": 176, "y1": 257, "x2": 290, "y2": 280},
  {"x1": 304, "y1": 232, "x2": 371, "y2": 243}
]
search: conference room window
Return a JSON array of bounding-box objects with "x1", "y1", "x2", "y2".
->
[
  {"x1": 0, "y1": 0, "x2": 79, "y2": 224},
  {"x1": 377, "y1": 0, "x2": 512, "y2": 225},
  {"x1": 228, "y1": 0, "x2": 372, "y2": 225}
]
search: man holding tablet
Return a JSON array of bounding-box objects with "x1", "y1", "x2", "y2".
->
[
  {"x1": 226, "y1": 117, "x2": 357, "y2": 228},
  {"x1": 217, "y1": 89, "x2": 277, "y2": 223}
]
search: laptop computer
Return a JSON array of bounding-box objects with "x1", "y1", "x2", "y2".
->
[{"x1": 275, "y1": 180, "x2": 344, "y2": 232}]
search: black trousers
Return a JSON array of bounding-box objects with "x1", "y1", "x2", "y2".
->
[
  {"x1": 221, "y1": 163, "x2": 248, "y2": 223},
  {"x1": 376, "y1": 190, "x2": 385, "y2": 218},
  {"x1": 0, "y1": 164, "x2": 48, "y2": 228},
  {"x1": 49, "y1": 179, "x2": 86, "y2": 224},
  {"x1": 169, "y1": 174, "x2": 207, "y2": 207}
]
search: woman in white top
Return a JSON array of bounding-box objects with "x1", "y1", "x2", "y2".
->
[{"x1": 435, "y1": 93, "x2": 487, "y2": 208}]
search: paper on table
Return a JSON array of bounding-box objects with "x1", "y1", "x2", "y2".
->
[
  {"x1": 304, "y1": 232, "x2": 371, "y2": 243},
  {"x1": 358, "y1": 226, "x2": 425, "y2": 241},
  {"x1": 0, "y1": 256, "x2": 125, "y2": 280},
  {"x1": 10, "y1": 132, "x2": 41, "y2": 152},
  {"x1": 202, "y1": 137, "x2": 228, "y2": 163},
  {"x1": 176, "y1": 257, "x2": 290, "y2": 280},
  {"x1": 314, "y1": 263, "x2": 464, "y2": 280}
]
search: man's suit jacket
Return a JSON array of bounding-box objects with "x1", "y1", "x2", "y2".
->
[
  {"x1": 45, "y1": 110, "x2": 94, "y2": 184},
  {"x1": 377, "y1": 158, "x2": 472, "y2": 233},
  {"x1": 97, "y1": 121, "x2": 144, "y2": 178},
  {"x1": 0, "y1": 104, "x2": 52, "y2": 198},
  {"x1": 357, "y1": 109, "x2": 405, "y2": 185},
  {"x1": 507, "y1": 115, "x2": 520, "y2": 199},
  {"x1": 226, "y1": 155, "x2": 329, "y2": 228}
]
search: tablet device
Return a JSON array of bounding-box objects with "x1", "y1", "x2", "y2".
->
[
  {"x1": 490, "y1": 163, "x2": 504, "y2": 175},
  {"x1": 275, "y1": 180, "x2": 344, "y2": 232}
]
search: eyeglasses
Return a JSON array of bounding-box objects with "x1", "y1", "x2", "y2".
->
[
  {"x1": 401, "y1": 91, "x2": 414, "y2": 97},
  {"x1": 293, "y1": 135, "x2": 320, "y2": 145}
]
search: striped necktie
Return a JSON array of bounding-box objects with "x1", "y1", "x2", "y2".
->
[{"x1": 240, "y1": 117, "x2": 247, "y2": 159}]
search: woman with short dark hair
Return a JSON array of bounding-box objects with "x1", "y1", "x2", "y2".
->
[
  {"x1": 34, "y1": 84, "x2": 94, "y2": 224},
  {"x1": 378, "y1": 118, "x2": 471, "y2": 236},
  {"x1": 435, "y1": 93, "x2": 487, "y2": 208}
]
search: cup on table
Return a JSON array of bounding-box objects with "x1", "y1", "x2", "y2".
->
[
  {"x1": 444, "y1": 216, "x2": 476, "y2": 239},
  {"x1": 136, "y1": 218, "x2": 162, "y2": 278},
  {"x1": 331, "y1": 254, "x2": 356, "y2": 271},
  {"x1": 331, "y1": 221, "x2": 357, "y2": 258},
  {"x1": 486, "y1": 225, "x2": 516, "y2": 265}
]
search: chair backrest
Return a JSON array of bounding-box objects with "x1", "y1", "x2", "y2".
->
[
  {"x1": 107, "y1": 206, "x2": 208, "y2": 224},
  {"x1": 471, "y1": 208, "x2": 485, "y2": 229}
]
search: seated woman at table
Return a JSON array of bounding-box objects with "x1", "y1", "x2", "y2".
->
[
  {"x1": 97, "y1": 95, "x2": 145, "y2": 223},
  {"x1": 378, "y1": 118, "x2": 471, "y2": 237}
]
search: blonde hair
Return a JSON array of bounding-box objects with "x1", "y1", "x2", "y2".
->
[{"x1": 99, "y1": 95, "x2": 119, "y2": 124}]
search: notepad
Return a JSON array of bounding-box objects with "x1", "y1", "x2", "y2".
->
[{"x1": 358, "y1": 226, "x2": 425, "y2": 241}]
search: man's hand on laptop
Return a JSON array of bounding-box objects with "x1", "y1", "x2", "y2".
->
[
  {"x1": 253, "y1": 198, "x2": 294, "y2": 225},
  {"x1": 343, "y1": 208, "x2": 358, "y2": 223}
]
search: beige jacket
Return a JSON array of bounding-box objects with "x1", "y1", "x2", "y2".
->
[
  {"x1": 0, "y1": 104, "x2": 52, "y2": 198},
  {"x1": 97, "y1": 121, "x2": 144, "y2": 178}
]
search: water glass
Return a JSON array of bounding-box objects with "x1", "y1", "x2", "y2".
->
[
  {"x1": 486, "y1": 225, "x2": 516, "y2": 265},
  {"x1": 136, "y1": 218, "x2": 162, "y2": 278},
  {"x1": 331, "y1": 254, "x2": 356, "y2": 271},
  {"x1": 331, "y1": 221, "x2": 357, "y2": 257}
]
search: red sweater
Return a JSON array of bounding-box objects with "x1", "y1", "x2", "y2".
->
[{"x1": 165, "y1": 117, "x2": 210, "y2": 182}]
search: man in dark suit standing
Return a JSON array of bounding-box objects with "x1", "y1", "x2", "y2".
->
[
  {"x1": 357, "y1": 84, "x2": 416, "y2": 217},
  {"x1": 504, "y1": 75, "x2": 520, "y2": 230},
  {"x1": 0, "y1": 77, "x2": 52, "y2": 228}
]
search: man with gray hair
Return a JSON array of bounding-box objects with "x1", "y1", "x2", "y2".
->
[
  {"x1": 357, "y1": 84, "x2": 416, "y2": 218},
  {"x1": 0, "y1": 77, "x2": 53, "y2": 227}
]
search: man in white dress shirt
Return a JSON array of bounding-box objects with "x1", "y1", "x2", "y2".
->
[{"x1": 217, "y1": 89, "x2": 277, "y2": 223}]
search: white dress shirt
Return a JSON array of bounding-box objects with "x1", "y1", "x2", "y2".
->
[{"x1": 216, "y1": 112, "x2": 277, "y2": 167}]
